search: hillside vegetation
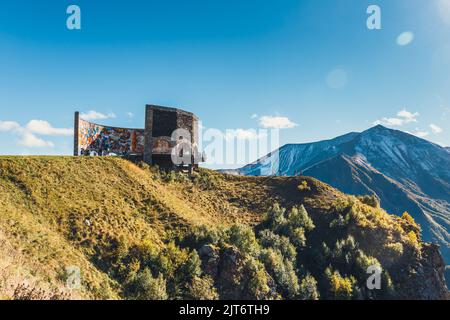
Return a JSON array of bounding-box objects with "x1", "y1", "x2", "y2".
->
[{"x1": 0, "y1": 157, "x2": 448, "y2": 300}]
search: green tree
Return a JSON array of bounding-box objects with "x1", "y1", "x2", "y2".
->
[
  {"x1": 129, "y1": 269, "x2": 168, "y2": 300},
  {"x1": 299, "y1": 274, "x2": 320, "y2": 300},
  {"x1": 185, "y1": 276, "x2": 219, "y2": 300},
  {"x1": 227, "y1": 224, "x2": 260, "y2": 256}
]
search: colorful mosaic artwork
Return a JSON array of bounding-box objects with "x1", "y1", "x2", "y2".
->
[{"x1": 78, "y1": 119, "x2": 145, "y2": 155}]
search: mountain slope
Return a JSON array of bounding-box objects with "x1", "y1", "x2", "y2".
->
[
  {"x1": 233, "y1": 126, "x2": 450, "y2": 263},
  {"x1": 0, "y1": 157, "x2": 448, "y2": 299}
]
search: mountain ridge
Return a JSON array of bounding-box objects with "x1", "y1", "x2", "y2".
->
[{"x1": 230, "y1": 126, "x2": 450, "y2": 264}]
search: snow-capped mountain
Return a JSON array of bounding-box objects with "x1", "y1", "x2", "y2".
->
[{"x1": 230, "y1": 125, "x2": 450, "y2": 263}]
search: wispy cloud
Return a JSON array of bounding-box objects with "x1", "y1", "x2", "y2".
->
[
  {"x1": 373, "y1": 109, "x2": 419, "y2": 126},
  {"x1": 258, "y1": 115, "x2": 298, "y2": 129},
  {"x1": 0, "y1": 119, "x2": 72, "y2": 148},
  {"x1": 80, "y1": 110, "x2": 116, "y2": 121},
  {"x1": 410, "y1": 130, "x2": 429, "y2": 138},
  {"x1": 225, "y1": 129, "x2": 267, "y2": 141},
  {"x1": 0, "y1": 121, "x2": 21, "y2": 132},
  {"x1": 430, "y1": 123, "x2": 443, "y2": 134}
]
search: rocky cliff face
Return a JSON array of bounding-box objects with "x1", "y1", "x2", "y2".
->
[{"x1": 399, "y1": 244, "x2": 449, "y2": 300}]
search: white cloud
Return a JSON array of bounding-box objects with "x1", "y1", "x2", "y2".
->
[
  {"x1": 397, "y1": 110, "x2": 419, "y2": 122},
  {"x1": 0, "y1": 121, "x2": 21, "y2": 132},
  {"x1": 26, "y1": 120, "x2": 73, "y2": 136},
  {"x1": 250, "y1": 114, "x2": 258, "y2": 119},
  {"x1": 411, "y1": 130, "x2": 429, "y2": 138},
  {"x1": 406, "y1": 129, "x2": 429, "y2": 138},
  {"x1": 225, "y1": 129, "x2": 267, "y2": 141},
  {"x1": 80, "y1": 110, "x2": 116, "y2": 121},
  {"x1": 0, "y1": 119, "x2": 71, "y2": 148},
  {"x1": 430, "y1": 123, "x2": 443, "y2": 134},
  {"x1": 258, "y1": 116, "x2": 298, "y2": 129},
  {"x1": 373, "y1": 117, "x2": 404, "y2": 126},
  {"x1": 18, "y1": 132, "x2": 54, "y2": 148},
  {"x1": 396, "y1": 32, "x2": 414, "y2": 46},
  {"x1": 126, "y1": 112, "x2": 134, "y2": 118},
  {"x1": 373, "y1": 109, "x2": 419, "y2": 126}
]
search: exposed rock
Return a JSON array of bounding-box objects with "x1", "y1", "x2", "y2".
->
[{"x1": 398, "y1": 244, "x2": 449, "y2": 300}]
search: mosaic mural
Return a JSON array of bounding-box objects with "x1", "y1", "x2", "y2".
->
[{"x1": 78, "y1": 119, "x2": 145, "y2": 156}]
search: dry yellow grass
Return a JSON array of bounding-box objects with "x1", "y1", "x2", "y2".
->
[{"x1": 0, "y1": 156, "x2": 436, "y2": 299}]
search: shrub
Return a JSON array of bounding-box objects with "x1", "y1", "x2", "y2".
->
[
  {"x1": 406, "y1": 231, "x2": 420, "y2": 249},
  {"x1": 192, "y1": 171, "x2": 219, "y2": 190},
  {"x1": 288, "y1": 227, "x2": 307, "y2": 248},
  {"x1": 181, "y1": 225, "x2": 222, "y2": 249},
  {"x1": 326, "y1": 269, "x2": 354, "y2": 300},
  {"x1": 332, "y1": 236, "x2": 358, "y2": 263},
  {"x1": 383, "y1": 242, "x2": 404, "y2": 259},
  {"x1": 261, "y1": 249, "x2": 299, "y2": 299},
  {"x1": 329, "y1": 215, "x2": 347, "y2": 229},
  {"x1": 399, "y1": 212, "x2": 421, "y2": 240},
  {"x1": 227, "y1": 224, "x2": 260, "y2": 256},
  {"x1": 287, "y1": 205, "x2": 315, "y2": 232},
  {"x1": 179, "y1": 250, "x2": 202, "y2": 280},
  {"x1": 128, "y1": 269, "x2": 168, "y2": 300},
  {"x1": 11, "y1": 284, "x2": 70, "y2": 300},
  {"x1": 244, "y1": 258, "x2": 271, "y2": 300},
  {"x1": 299, "y1": 274, "x2": 320, "y2": 300},
  {"x1": 355, "y1": 252, "x2": 381, "y2": 278},
  {"x1": 264, "y1": 204, "x2": 287, "y2": 231},
  {"x1": 297, "y1": 180, "x2": 311, "y2": 192},
  {"x1": 357, "y1": 195, "x2": 380, "y2": 208},
  {"x1": 401, "y1": 212, "x2": 415, "y2": 225},
  {"x1": 185, "y1": 276, "x2": 219, "y2": 300},
  {"x1": 258, "y1": 230, "x2": 296, "y2": 262}
]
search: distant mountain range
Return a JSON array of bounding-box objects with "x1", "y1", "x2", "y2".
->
[{"x1": 225, "y1": 125, "x2": 450, "y2": 263}]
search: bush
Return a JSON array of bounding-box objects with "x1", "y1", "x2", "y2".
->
[
  {"x1": 264, "y1": 204, "x2": 287, "y2": 231},
  {"x1": 258, "y1": 230, "x2": 296, "y2": 262},
  {"x1": 192, "y1": 171, "x2": 219, "y2": 190},
  {"x1": 185, "y1": 276, "x2": 219, "y2": 300},
  {"x1": 11, "y1": 284, "x2": 70, "y2": 300},
  {"x1": 401, "y1": 211, "x2": 415, "y2": 225},
  {"x1": 383, "y1": 242, "x2": 404, "y2": 260},
  {"x1": 357, "y1": 195, "x2": 380, "y2": 208},
  {"x1": 227, "y1": 224, "x2": 260, "y2": 256},
  {"x1": 181, "y1": 225, "x2": 222, "y2": 249},
  {"x1": 128, "y1": 269, "x2": 168, "y2": 300},
  {"x1": 297, "y1": 180, "x2": 311, "y2": 192},
  {"x1": 287, "y1": 205, "x2": 315, "y2": 232},
  {"x1": 244, "y1": 258, "x2": 271, "y2": 300},
  {"x1": 326, "y1": 268, "x2": 354, "y2": 300},
  {"x1": 299, "y1": 274, "x2": 320, "y2": 300},
  {"x1": 261, "y1": 248, "x2": 299, "y2": 299},
  {"x1": 329, "y1": 215, "x2": 347, "y2": 229},
  {"x1": 289, "y1": 227, "x2": 307, "y2": 247},
  {"x1": 406, "y1": 231, "x2": 420, "y2": 249}
]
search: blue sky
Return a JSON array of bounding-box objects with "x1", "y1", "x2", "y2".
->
[{"x1": 0, "y1": 0, "x2": 449, "y2": 162}]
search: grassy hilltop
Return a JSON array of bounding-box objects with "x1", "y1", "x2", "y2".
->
[{"x1": 0, "y1": 157, "x2": 448, "y2": 300}]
